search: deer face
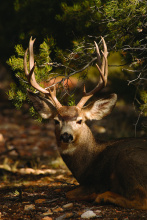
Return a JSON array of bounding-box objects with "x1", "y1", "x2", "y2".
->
[
  {"x1": 54, "y1": 106, "x2": 84, "y2": 144},
  {"x1": 28, "y1": 91, "x2": 117, "y2": 145}
]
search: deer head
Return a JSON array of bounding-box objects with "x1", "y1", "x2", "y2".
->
[{"x1": 24, "y1": 37, "x2": 117, "y2": 153}]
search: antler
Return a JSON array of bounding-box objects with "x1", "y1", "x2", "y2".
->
[
  {"x1": 76, "y1": 37, "x2": 108, "y2": 109},
  {"x1": 24, "y1": 37, "x2": 62, "y2": 109}
]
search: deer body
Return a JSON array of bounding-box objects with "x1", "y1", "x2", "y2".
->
[
  {"x1": 24, "y1": 37, "x2": 147, "y2": 210},
  {"x1": 55, "y1": 107, "x2": 147, "y2": 210},
  {"x1": 61, "y1": 132, "x2": 147, "y2": 191},
  {"x1": 59, "y1": 123, "x2": 147, "y2": 210}
]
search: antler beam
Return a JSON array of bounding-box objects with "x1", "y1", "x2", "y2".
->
[
  {"x1": 24, "y1": 37, "x2": 62, "y2": 109},
  {"x1": 77, "y1": 37, "x2": 108, "y2": 109}
]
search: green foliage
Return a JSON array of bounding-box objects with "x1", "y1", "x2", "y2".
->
[
  {"x1": 104, "y1": 0, "x2": 146, "y2": 47},
  {"x1": 58, "y1": 0, "x2": 147, "y2": 116},
  {"x1": 56, "y1": 0, "x2": 102, "y2": 39},
  {"x1": 140, "y1": 91, "x2": 147, "y2": 116},
  {"x1": 68, "y1": 94, "x2": 76, "y2": 106},
  {"x1": 29, "y1": 106, "x2": 42, "y2": 122},
  {"x1": 7, "y1": 38, "x2": 53, "y2": 119},
  {"x1": 7, "y1": 45, "x2": 24, "y2": 71},
  {"x1": 2, "y1": 0, "x2": 147, "y2": 121},
  {"x1": 7, "y1": 82, "x2": 26, "y2": 109}
]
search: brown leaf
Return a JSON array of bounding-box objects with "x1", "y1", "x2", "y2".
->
[{"x1": 35, "y1": 199, "x2": 46, "y2": 204}]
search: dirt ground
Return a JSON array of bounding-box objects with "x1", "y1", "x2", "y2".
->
[{"x1": 0, "y1": 89, "x2": 147, "y2": 220}]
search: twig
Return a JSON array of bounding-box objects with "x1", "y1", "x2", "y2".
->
[
  {"x1": 127, "y1": 72, "x2": 142, "y2": 85},
  {"x1": 134, "y1": 109, "x2": 144, "y2": 137}
]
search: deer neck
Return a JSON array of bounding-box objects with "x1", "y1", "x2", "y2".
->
[{"x1": 56, "y1": 123, "x2": 105, "y2": 183}]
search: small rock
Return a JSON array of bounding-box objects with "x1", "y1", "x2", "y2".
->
[
  {"x1": 81, "y1": 210, "x2": 96, "y2": 219},
  {"x1": 63, "y1": 203, "x2": 73, "y2": 209},
  {"x1": 24, "y1": 204, "x2": 35, "y2": 211}
]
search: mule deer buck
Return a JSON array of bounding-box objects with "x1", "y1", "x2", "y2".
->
[{"x1": 24, "y1": 37, "x2": 147, "y2": 210}]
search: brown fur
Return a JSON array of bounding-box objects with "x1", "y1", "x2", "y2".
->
[{"x1": 28, "y1": 91, "x2": 147, "y2": 210}]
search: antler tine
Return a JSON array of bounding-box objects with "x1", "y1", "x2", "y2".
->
[
  {"x1": 29, "y1": 37, "x2": 36, "y2": 71},
  {"x1": 24, "y1": 37, "x2": 49, "y2": 94},
  {"x1": 24, "y1": 37, "x2": 62, "y2": 109},
  {"x1": 48, "y1": 86, "x2": 62, "y2": 109},
  {"x1": 100, "y1": 37, "x2": 108, "y2": 85},
  {"x1": 77, "y1": 37, "x2": 108, "y2": 109},
  {"x1": 94, "y1": 41, "x2": 102, "y2": 67}
]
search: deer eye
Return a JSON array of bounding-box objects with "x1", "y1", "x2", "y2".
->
[
  {"x1": 77, "y1": 119, "x2": 82, "y2": 124},
  {"x1": 54, "y1": 119, "x2": 60, "y2": 125}
]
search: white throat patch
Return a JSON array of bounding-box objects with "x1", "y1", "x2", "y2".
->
[{"x1": 59, "y1": 144, "x2": 76, "y2": 155}]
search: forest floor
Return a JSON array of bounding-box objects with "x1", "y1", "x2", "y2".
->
[{"x1": 0, "y1": 90, "x2": 147, "y2": 220}]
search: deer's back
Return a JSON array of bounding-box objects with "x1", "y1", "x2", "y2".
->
[{"x1": 79, "y1": 138, "x2": 147, "y2": 196}]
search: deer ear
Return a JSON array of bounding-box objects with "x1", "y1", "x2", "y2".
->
[
  {"x1": 82, "y1": 93, "x2": 117, "y2": 120},
  {"x1": 27, "y1": 90, "x2": 57, "y2": 119}
]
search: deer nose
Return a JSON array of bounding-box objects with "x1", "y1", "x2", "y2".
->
[{"x1": 60, "y1": 132, "x2": 73, "y2": 143}]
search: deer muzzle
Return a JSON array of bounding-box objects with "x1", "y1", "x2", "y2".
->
[{"x1": 60, "y1": 132, "x2": 73, "y2": 143}]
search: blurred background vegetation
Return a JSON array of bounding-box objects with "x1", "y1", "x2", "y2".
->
[{"x1": 0, "y1": 0, "x2": 147, "y2": 135}]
